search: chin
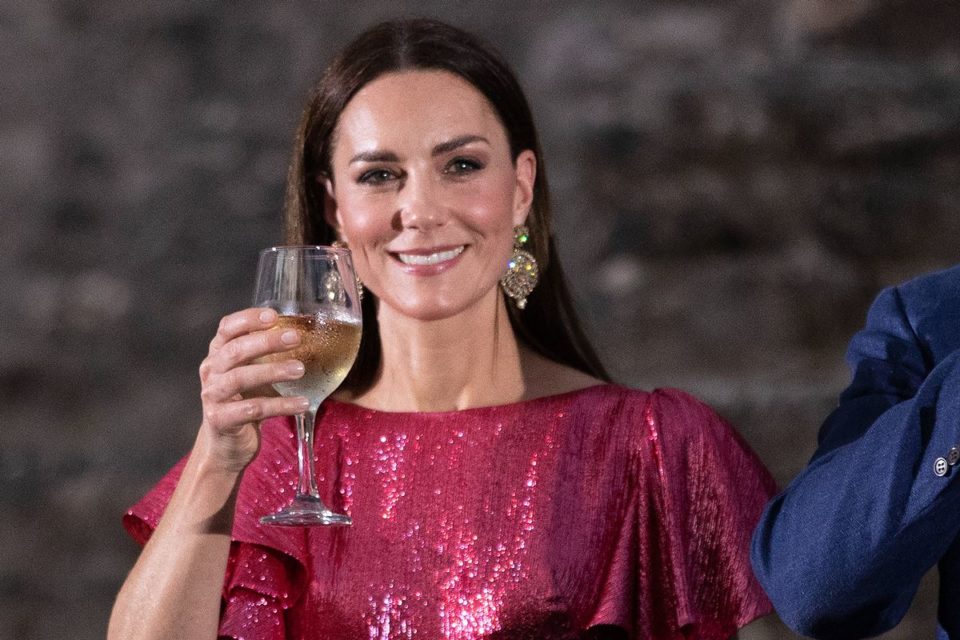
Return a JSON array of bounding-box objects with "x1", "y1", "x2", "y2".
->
[
  {"x1": 398, "y1": 301, "x2": 468, "y2": 323},
  {"x1": 378, "y1": 292, "x2": 483, "y2": 323}
]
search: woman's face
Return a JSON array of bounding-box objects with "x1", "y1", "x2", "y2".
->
[{"x1": 325, "y1": 70, "x2": 536, "y2": 322}]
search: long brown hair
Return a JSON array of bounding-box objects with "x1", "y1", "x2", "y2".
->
[{"x1": 283, "y1": 17, "x2": 609, "y2": 392}]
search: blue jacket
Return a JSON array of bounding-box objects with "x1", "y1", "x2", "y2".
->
[{"x1": 751, "y1": 264, "x2": 960, "y2": 639}]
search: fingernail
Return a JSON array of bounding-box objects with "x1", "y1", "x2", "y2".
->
[
  {"x1": 296, "y1": 397, "x2": 310, "y2": 409},
  {"x1": 288, "y1": 361, "x2": 305, "y2": 375},
  {"x1": 259, "y1": 309, "x2": 276, "y2": 323},
  {"x1": 280, "y1": 330, "x2": 299, "y2": 345}
]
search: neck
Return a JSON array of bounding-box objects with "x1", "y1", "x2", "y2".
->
[{"x1": 354, "y1": 291, "x2": 527, "y2": 412}]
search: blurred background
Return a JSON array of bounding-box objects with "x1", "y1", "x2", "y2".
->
[{"x1": 1, "y1": 1, "x2": 958, "y2": 638}]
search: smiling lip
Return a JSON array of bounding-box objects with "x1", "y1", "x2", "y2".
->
[{"x1": 394, "y1": 245, "x2": 465, "y2": 266}]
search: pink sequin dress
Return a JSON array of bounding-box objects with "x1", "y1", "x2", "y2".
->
[{"x1": 125, "y1": 385, "x2": 775, "y2": 639}]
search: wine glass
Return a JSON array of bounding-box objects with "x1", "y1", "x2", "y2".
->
[{"x1": 253, "y1": 245, "x2": 362, "y2": 526}]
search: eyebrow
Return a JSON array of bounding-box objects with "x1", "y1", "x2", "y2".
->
[
  {"x1": 348, "y1": 135, "x2": 489, "y2": 165},
  {"x1": 431, "y1": 134, "x2": 489, "y2": 157},
  {"x1": 349, "y1": 150, "x2": 399, "y2": 164}
]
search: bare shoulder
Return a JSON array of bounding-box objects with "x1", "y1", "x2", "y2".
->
[{"x1": 519, "y1": 348, "x2": 608, "y2": 400}]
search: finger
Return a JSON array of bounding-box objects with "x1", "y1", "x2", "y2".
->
[
  {"x1": 204, "y1": 395, "x2": 311, "y2": 432},
  {"x1": 202, "y1": 360, "x2": 304, "y2": 403},
  {"x1": 206, "y1": 325, "x2": 301, "y2": 377},
  {"x1": 208, "y1": 308, "x2": 278, "y2": 352}
]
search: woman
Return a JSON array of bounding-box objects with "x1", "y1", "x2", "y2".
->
[{"x1": 109, "y1": 18, "x2": 775, "y2": 640}]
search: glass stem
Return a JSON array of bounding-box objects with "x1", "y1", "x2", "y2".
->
[{"x1": 294, "y1": 409, "x2": 320, "y2": 500}]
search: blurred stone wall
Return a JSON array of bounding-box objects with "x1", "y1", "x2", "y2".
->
[{"x1": 1, "y1": 1, "x2": 957, "y2": 638}]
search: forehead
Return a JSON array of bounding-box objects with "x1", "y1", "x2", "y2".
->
[{"x1": 332, "y1": 70, "x2": 508, "y2": 153}]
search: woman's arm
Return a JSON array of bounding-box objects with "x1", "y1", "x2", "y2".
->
[
  {"x1": 751, "y1": 285, "x2": 960, "y2": 639},
  {"x1": 108, "y1": 309, "x2": 308, "y2": 640},
  {"x1": 108, "y1": 450, "x2": 241, "y2": 639}
]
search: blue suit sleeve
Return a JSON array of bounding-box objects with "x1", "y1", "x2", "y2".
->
[{"x1": 751, "y1": 284, "x2": 960, "y2": 639}]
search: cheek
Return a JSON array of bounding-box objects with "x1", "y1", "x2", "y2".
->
[
  {"x1": 333, "y1": 199, "x2": 392, "y2": 287},
  {"x1": 457, "y1": 177, "x2": 518, "y2": 232},
  {"x1": 343, "y1": 215, "x2": 381, "y2": 243},
  {"x1": 337, "y1": 194, "x2": 392, "y2": 244}
]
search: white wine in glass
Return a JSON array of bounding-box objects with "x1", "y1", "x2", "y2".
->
[{"x1": 253, "y1": 245, "x2": 362, "y2": 526}]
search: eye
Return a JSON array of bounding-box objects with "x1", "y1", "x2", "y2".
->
[
  {"x1": 445, "y1": 157, "x2": 483, "y2": 175},
  {"x1": 357, "y1": 168, "x2": 398, "y2": 185}
]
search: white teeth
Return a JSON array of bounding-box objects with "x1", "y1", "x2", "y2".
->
[{"x1": 397, "y1": 246, "x2": 465, "y2": 266}]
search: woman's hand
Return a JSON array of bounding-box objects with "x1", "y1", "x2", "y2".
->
[
  {"x1": 109, "y1": 307, "x2": 304, "y2": 640},
  {"x1": 196, "y1": 307, "x2": 308, "y2": 473}
]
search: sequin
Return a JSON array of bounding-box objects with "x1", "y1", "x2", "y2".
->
[{"x1": 124, "y1": 385, "x2": 775, "y2": 639}]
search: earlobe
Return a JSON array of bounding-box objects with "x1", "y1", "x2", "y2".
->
[{"x1": 513, "y1": 150, "x2": 536, "y2": 226}]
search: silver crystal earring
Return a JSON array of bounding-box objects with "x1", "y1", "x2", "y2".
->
[
  {"x1": 331, "y1": 240, "x2": 364, "y2": 301},
  {"x1": 499, "y1": 225, "x2": 539, "y2": 310}
]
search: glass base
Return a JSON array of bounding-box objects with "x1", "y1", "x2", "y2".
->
[{"x1": 260, "y1": 496, "x2": 352, "y2": 527}]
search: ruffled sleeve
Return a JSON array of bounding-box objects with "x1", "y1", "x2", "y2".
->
[
  {"x1": 585, "y1": 388, "x2": 776, "y2": 638},
  {"x1": 648, "y1": 388, "x2": 776, "y2": 638},
  {"x1": 122, "y1": 416, "x2": 310, "y2": 639}
]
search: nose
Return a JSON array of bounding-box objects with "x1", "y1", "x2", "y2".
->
[{"x1": 397, "y1": 172, "x2": 446, "y2": 231}]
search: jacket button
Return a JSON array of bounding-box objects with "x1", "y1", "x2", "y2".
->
[
  {"x1": 934, "y1": 457, "x2": 949, "y2": 477},
  {"x1": 948, "y1": 447, "x2": 960, "y2": 466}
]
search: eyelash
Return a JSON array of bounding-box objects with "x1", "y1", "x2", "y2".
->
[
  {"x1": 357, "y1": 169, "x2": 398, "y2": 185},
  {"x1": 355, "y1": 157, "x2": 484, "y2": 185},
  {"x1": 446, "y1": 157, "x2": 483, "y2": 175}
]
